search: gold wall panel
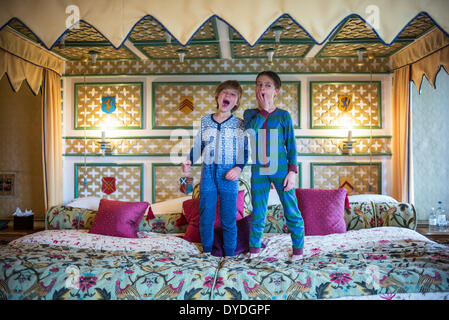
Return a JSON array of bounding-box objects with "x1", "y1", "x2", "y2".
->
[
  {"x1": 75, "y1": 82, "x2": 143, "y2": 129},
  {"x1": 152, "y1": 164, "x2": 252, "y2": 202},
  {"x1": 75, "y1": 163, "x2": 143, "y2": 201},
  {"x1": 297, "y1": 136, "x2": 391, "y2": 155},
  {"x1": 64, "y1": 137, "x2": 192, "y2": 156},
  {"x1": 64, "y1": 136, "x2": 391, "y2": 156},
  {"x1": 64, "y1": 57, "x2": 391, "y2": 75},
  {"x1": 311, "y1": 162, "x2": 381, "y2": 195},
  {"x1": 153, "y1": 82, "x2": 300, "y2": 129},
  {"x1": 310, "y1": 81, "x2": 381, "y2": 129}
]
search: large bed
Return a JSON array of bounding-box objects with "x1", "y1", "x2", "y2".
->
[{"x1": 1, "y1": 180, "x2": 448, "y2": 300}]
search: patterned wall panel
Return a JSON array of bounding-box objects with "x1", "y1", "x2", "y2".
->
[
  {"x1": 64, "y1": 136, "x2": 192, "y2": 156},
  {"x1": 74, "y1": 82, "x2": 143, "y2": 130},
  {"x1": 310, "y1": 162, "x2": 381, "y2": 195},
  {"x1": 310, "y1": 81, "x2": 381, "y2": 129},
  {"x1": 152, "y1": 163, "x2": 302, "y2": 203},
  {"x1": 64, "y1": 136, "x2": 391, "y2": 156},
  {"x1": 64, "y1": 57, "x2": 391, "y2": 76},
  {"x1": 297, "y1": 136, "x2": 391, "y2": 156},
  {"x1": 74, "y1": 163, "x2": 144, "y2": 201},
  {"x1": 152, "y1": 81, "x2": 300, "y2": 129},
  {"x1": 152, "y1": 164, "x2": 252, "y2": 203}
]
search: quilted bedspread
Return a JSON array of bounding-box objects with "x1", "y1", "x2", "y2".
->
[{"x1": 1, "y1": 227, "x2": 448, "y2": 300}]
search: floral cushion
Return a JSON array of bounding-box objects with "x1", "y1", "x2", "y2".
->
[
  {"x1": 46, "y1": 205, "x2": 97, "y2": 230},
  {"x1": 262, "y1": 200, "x2": 416, "y2": 233},
  {"x1": 46, "y1": 205, "x2": 187, "y2": 234},
  {"x1": 344, "y1": 201, "x2": 377, "y2": 230},
  {"x1": 374, "y1": 202, "x2": 417, "y2": 229}
]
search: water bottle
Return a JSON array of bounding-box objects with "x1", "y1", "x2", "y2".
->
[
  {"x1": 436, "y1": 201, "x2": 447, "y2": 231},
  {"x1": 428, "y1": 207, "x2": 437, "y2": 231}
]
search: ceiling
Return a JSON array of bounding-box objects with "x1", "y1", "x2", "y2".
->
[{"x1": 5, "y1": 13, "x2": 437, "y2": 64}]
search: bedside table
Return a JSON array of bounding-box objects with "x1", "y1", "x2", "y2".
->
[
  {"x1": 0, "y1": 220, "x2": 45, "y2": 244},
  {"x1": 416, "y1": 226, "x2": 449, "y2": 245}
]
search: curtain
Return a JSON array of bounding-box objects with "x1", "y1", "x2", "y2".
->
[
  {"x1": 42, "y1": 69, "x2": 63, "y2": 210},
  {"x1": 391, "y1": 28, "x2": 449, "y2": 202},
  {"x1": 0, "y1": 27, "x2": 64, "y2": 212},
  {"x1": 392, "y1": 66, "x2": 411, "y2": 202}
]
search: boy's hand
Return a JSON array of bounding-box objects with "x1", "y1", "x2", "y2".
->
[
  {"x1": 283, "y1": 171, "x2": 296, "y2": 192},
  {"x1": 225, "y1": 167, "x2": 242, "y2": 181},
  {"x1": 181, "y1": 160, "x2": 192, "y2": 174}
]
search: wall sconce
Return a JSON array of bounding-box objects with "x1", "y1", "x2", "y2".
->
[
  {"x1": 97, "y1": 131, "x2": 114, "y2": 156},
  {"x1": 265, "y1": 48, "x2": 275, "y2": 64},
  {"x1": 340, "y1": 129, "x2": 354, "y2": 155},
  {"x1": 88, "y1": 50, "x2": 99, "y2": 65},
  {"x1": 176, "y1": 48, "x2": 187, "y2": 64}
]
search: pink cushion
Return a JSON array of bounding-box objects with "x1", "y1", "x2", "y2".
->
[
  {"x1": 295, "y1": 188, "x2": 347, "y2": 236},
  {"x1": 179, "y1": 190, "x2": 245, "y2": 243},
  {"x1": 89, "y1": 199, "x2": 149, "y2": 238}
]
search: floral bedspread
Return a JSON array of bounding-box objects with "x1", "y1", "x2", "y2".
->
[
  {"x1": 9, "y1": 230, "x2": 200, "y2": 255},
  {"x1": 1, "y1": 227, "x2": 448, "y2": 300}
]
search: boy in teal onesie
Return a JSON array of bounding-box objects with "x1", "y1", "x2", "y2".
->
[{"x1": 243, "y1": 71, "x2": 304, "y2": 261}]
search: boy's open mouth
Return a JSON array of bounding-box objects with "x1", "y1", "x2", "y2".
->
[{"x1": 222, "y1": 99, "x2": 230, "y2": 107}]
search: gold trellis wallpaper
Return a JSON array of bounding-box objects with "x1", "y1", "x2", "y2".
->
[
  {"x1": 74, "y1": 82, "x2": 143, "y2": 129},
  {"x1": 63, "y1": 136, "x2": 391, "y2": 156},
  {"x1": 75, "y1": 163, "x2": 143, "y2": 201},
  {"x1": 64, "y1": 57, "x2": 391, "y2": 75},
  {"x1": 64, "y1": 70, "x2": 392, "y2": 202},
  {"x1": 310, "y1": 81, "x2": 381, "y2": 129},
  {"x1": 152, "y1": 82, "x2": 300, "y2": 129},
  {"x1": 311, "y1": 162, "x2": 381, "y2": 195}
]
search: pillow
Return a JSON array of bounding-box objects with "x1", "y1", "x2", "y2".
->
[
  {"x1": 212, "y1": 215, "x2": 251, "y2": 257},
  {"x1": 150, "y1": 196, "x2": 192, "y2": 215},
  {"x1": 348, "y1": 194, "x2": 398, "y2": 203},
  {"x1": 295, "y1": 188, "x2": 347, "y2": 236},
  {"x1": 179, "y1": 190, "x2": 245, "y2": 243},
  {"x1": 89, "y1": 199, "x2": 150, "y2": 238},
  {"x1": 66, "y1": 197, "x2": 101, "y2": 210}
]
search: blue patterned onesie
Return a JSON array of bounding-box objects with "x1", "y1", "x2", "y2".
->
[{"x1": 189, "y1": 114, "x2": 248, "y2": 256}]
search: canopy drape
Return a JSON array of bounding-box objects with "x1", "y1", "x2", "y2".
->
[
  {"x1": 1, "y1": 0, "x2": 448, "y2": 49},
  {"x1": 391, "y1": 28, "x2": 449, "y2": 202},
  {"x1": 0, "y1": 27, "x2": 64, "y2": 211}
]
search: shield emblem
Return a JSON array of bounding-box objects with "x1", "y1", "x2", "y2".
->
[
  {"x1": 338, "y1": 95, "x2": 352, "y2": 112},
  {"x1": 179, "y1": 176, "x2": 193, "y2": 194},
  {"x1": 101, "y1": 96, "x2": 116, "y2": 114},
  {"x1": 101, "y1": 177, "x2": 116, "y2": 195}
]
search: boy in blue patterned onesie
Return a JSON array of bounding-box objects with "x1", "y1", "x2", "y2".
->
[{"x1": 182, "y1": 80, "x2": 248, "y2": 257}]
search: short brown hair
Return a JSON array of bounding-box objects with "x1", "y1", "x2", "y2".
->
[
  {"x1": 256, "y1": 70, "x2": 281, "y2": 90},
  {"x1": 214, "y1": 80, "x2": 243, "y2": 113}
]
